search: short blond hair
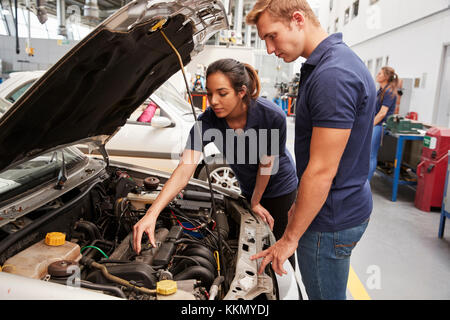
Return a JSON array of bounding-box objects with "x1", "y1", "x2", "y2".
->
[{"x1": 246, "y1": 0, "x2": 320, "y2": 27}]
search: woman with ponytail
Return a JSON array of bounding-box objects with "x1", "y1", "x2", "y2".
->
[
  {"x1": 368, "y1": 66, "x2": 399, "y2": 181},
  {"x1": 133, "y1": 59, "x2": 298, "y2": 265}
]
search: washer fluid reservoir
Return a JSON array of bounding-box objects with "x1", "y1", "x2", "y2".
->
[{"x1": 2, "y1": 232, "x2": 82, "y2": 279}]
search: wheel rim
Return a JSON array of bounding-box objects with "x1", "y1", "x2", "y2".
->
[{"x1": 209, "y1": 167, "x2": 241, "y2": 193}]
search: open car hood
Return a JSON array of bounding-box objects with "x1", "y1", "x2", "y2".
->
[{"x1": 0, "y1": 0, "x2": 228, "y2": 173}]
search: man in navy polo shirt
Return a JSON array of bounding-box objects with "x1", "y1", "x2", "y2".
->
[{"x1": 247, "y1": 0, "x2": 377, "y2": 300}]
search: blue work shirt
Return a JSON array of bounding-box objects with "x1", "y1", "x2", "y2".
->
[
  {"x1": 376, "y1": 86, "x2": 397, "y2": 124},
  {"x1": 186, "y1": 97, "x2": 298, "y2": 199},
  {"x1": 295, "y1": 33, "x2": 377, "y2": 232}
]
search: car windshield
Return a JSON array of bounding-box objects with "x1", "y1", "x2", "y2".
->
[
  {"x1": 0, "y1": 148, "x2": 85, "y2": 203},
  {"x1": 6, "y1": 81, "x2": 35, "y2": 103},
  {"x1": 153, "y1": 82, "x2": 202, "y2": 115}
]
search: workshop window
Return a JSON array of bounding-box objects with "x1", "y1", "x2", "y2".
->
[
  {"x1": 352, "y1": 1, "x2": 359, "y2": 18},
  {"x1": 344, "y1": 8, "x2": 350, "y2": 25}
]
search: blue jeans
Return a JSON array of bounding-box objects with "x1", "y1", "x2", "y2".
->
[
  {"x1": 368, "y1": 125, "x2": 383, "y2": 181},
  {"x1": 297, "y1": 219, "x2": 370, "y2": 300}
]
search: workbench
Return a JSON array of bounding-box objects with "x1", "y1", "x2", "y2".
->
[{"x1": 376, "y1": 129, "x2": 425, "y2": 202}]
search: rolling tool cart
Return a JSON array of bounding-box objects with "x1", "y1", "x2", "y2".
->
[
  {"x1": 415, "y1": 128, "x2": 450, "y2": 212},
  {"x1": 438, "y1": 151, "x2": 450, "y2": 238}
]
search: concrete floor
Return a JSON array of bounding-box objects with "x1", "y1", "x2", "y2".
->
[{"x1": 285, "y1": 117, "x2": 450, "y2": 300}]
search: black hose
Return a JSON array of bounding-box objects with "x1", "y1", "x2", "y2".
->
[
  {"x1": 212, "y1": 209, "x2": 229, "y2": 241},
  {"x1": 212, "y1": 276, "x2": 225, "y2": 287},
  {"x1": 171, "y1": 255, "x2": 215, "y2": 276},
  {"x1": 201, "y1": 209, "x2": 232, "y2": 256},
  {"x1": 208, "y1": 275, "x2": 225, "y2": 300},
  {"x1": 79, "y1": 280, "x2": 127, "y2": 299},
  {"x1": 182, "y1": 245, "x2": 216, "y2": 268},
  {"x1": 49, "y1": 278, "x2": 126, "y2": 299},
  {"x1": 80, "y1": 280, "x2": 127, "y2": 299},
  {"x1": 80, "y1": 256, "x2": 157, "y2": 296},
  {"x1": 74, "y1": 220, "x2": 102, "y2": 241},
  {"x1": 0, "y1": 181, "x2": 101, "y2": 263},
  {"x1": 170, "y1": 256, "x2": 201, "y2": 274},
  {"x1": 175, "y1": 238, "x2": 215, "y2": 251},
  {"x1": 173, "y1": 265, "x2": 215, "y2": 288}
]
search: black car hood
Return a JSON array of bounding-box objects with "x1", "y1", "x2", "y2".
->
[{"x1": 0, "y1": 0, "x2": 228, "y2": 173}]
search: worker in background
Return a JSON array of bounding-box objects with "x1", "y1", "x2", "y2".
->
[
  {"x1": 192, "y1": 64, "x2": 206, "y2": 92},
  {"x1": 133, "y1": 59, "x2": 298, "y2": 267},
  {"x1": 368, "y1": 67, "x2": 399, "y2": 181},
  {"x1": 246, "y1": 0, "x2": 377, "y2": 300}
]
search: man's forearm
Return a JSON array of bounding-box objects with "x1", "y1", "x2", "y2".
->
[{"x1": 283, "y1": 169, "x2": 334, "y2": 242}]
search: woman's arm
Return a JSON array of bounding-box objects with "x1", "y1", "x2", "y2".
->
[
  {"x1": 250, "y1": 155, "x2": 275, "y2": 230},
  {"x1": 133, "y1": 149, "x2": 202, "y2": 253},
  {"x1": 374, "y1": 106, "x2": 389, "y2": 126}
]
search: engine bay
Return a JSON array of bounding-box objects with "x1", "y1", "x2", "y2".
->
[{"x1": 0, "y1": 164, "x2": 277, "y2": 300}]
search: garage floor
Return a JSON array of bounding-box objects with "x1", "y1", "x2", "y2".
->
[{"x1": 285, "y1": 117, "x2": 450, "y2": 300}]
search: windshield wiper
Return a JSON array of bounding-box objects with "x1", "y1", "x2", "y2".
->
[
  {"x1": 54, "y1": 151, "x2": 67, "y2": 190},
  {"x1": 49, "y1": 151, "x2": 57, "y2": 164}
]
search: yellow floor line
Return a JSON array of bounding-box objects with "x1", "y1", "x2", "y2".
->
[{"x1": 347, "y1": 265, "x2": 371, "y2": 300}]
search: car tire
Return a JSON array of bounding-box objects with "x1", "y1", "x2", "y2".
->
[{"x1": 197, "y1": 160, "x2": 241, "y2": 194}]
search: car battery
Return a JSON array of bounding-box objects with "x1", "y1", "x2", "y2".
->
[{"x1": 415, "y1": 127, "x2": 450, "y2": 212}]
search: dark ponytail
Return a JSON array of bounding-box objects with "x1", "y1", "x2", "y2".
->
[
  {"x1": 206, "y1": 59, "x2": 261, "y2": 104},
  {"x1": 243, "y1": 63, "x2": 261, "y2": 100}
]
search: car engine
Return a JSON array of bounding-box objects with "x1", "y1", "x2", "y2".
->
[{"x1": 0, "y1": 165, "x2": 278, "y2": 300}]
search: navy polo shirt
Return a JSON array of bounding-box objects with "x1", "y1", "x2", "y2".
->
[
  {"x1": 186, "y1": 97, "x2": 298, "y2": 199},
  {"x1": 376, "y1": 86, "x2": 397, "y2": 124},
  {"x1": 295, "y1": 33, "x2": 377, "y2": 232}
]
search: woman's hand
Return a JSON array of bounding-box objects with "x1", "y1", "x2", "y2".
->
[
  {"x1": 131, "y1": 149, "x2": 201, "y2": 255},
  {"x1": 251, "y1": 202, "x2": 274, "y2": 230},
  {"x1": 133, "y1": 211, "x2": 158, "y2": 254}
]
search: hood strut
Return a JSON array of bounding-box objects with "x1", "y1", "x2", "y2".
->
[{"x1": 98, "y1": 144, "x2": 110, "y2": 168}]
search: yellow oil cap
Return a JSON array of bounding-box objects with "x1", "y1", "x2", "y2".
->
[
  {"x1": 45, "y1": 232, "x2": 66, "y2": 246},
  {"x1": 156, "y1": 280, "x2": 177, "y2": 296}
]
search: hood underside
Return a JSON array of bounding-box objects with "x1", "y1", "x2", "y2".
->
[{"x1": 0, "y1": 0, "x2": 228, "y2": 174}]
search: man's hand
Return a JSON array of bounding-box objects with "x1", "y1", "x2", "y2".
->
[
  {"x1": 251, "y1": 203, "x2": 274, "y2": 230},
  {"x1": 251, "y1": 237, "x2": 298, "y2": 276}
]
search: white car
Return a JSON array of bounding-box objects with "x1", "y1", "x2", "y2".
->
[{"x1": 0, "y1": 0, "x2": 300, "y2": 300}]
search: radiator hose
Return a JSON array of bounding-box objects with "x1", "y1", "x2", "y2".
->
[{"x1": 80, "y1": 256, "x2": 156, "y2": 296}]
